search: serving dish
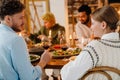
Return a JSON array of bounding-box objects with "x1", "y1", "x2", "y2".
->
[{"x1": 51, "y1": 48, "x2": 81, "y2": 59}]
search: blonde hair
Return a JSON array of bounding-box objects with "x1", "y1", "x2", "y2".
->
[
  {"x1": 42, "y1": 12, "x2": 56, "y2": 24},
  {"x1": 91, "y1": 6, "x2": 120, "y2": 30}
]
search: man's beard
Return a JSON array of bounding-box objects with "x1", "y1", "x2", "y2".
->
[
  {"x1": 11, "y1": 24, "x2": 24, "y2": 32},
  {"x1": 83, "y1": 16, "x2": 90, "y2": 25},
  {"x1": 12, "y1": 27, "x2": 21, "y2": 32}
]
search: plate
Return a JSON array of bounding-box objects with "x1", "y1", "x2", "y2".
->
[
  {"x1": 52, "y1": 48, "x2": 81, "y2": 59},
  {"x1": 29, "y1": 54, "x2": 40, "y2": 63}
]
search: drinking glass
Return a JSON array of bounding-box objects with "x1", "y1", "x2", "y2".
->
[{"x1": 58, "y1": 30, "x2": 66, "y2": 45}]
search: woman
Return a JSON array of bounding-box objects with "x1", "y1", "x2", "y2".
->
[
  {"x1": 29, "y1": 12, "x2": 65, "y2": 44},
  {"x1": 61, "y1": 5, "x2": 120, "y2": 80}
]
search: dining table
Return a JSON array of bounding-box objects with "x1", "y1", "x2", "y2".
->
[
  {"x1": 30, "y1": 44, "x2": 81, "y2": 80},
  {"x1": 29, "y1": 43, "x2": 81, "y2": 68},
  {"x1": 30, "y1": 53, "x2": 70, "y2": 69},
  {"x1": 45, "y1": 58, "x2": 69, "y2": 69}
]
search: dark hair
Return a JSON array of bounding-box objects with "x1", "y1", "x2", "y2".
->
[
  {"x1": 78, "y1": 4, "x2": 91, "y2": 15},
  {"x1": 0, "y1": 0, "x2": 25, "y2": 20}
]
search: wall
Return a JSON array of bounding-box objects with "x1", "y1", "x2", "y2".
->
[
  {"x1": 49, "y1": 0, "x2": 69, "y2": 42},
  {"x1": 49, "y1": 0, "x2": 67, "y2": 27}
]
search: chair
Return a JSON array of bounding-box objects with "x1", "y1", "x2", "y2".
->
[{"x1": 80, "y1": 66, "x2": 120, "y2": 80}]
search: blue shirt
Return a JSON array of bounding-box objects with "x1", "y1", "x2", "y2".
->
[{"x1": 0, "y1": 24, "x2": 42, "y2": 80}]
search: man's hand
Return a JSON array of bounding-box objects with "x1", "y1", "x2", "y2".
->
[{"x1": 38, "y1": 50, "x2": 52, "y2": 68}]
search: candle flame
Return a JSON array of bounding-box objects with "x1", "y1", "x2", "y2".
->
[{"x1": 69, "y1": 35, "x2": 72, "y2": 39}]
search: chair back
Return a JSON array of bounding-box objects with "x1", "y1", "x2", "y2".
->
[{"x1": 80, "y1": 66, "x2": 120, "y2": 80}]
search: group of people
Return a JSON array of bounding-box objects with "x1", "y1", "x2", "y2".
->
[{"x1": 0, "y1": 0, "x2": 120, "y2": 80}]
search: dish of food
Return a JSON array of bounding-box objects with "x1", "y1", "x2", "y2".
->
[
  {"x1": 51, "y1": 48, "x2": 81, "y2": 59},
  {"x1": 29, "y1": 54, "x2": 40, "y2": 63}
]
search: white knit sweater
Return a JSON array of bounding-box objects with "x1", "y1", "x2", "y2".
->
[
  {"x1": 61, "y1": 32, "x2": 120, "y2": 80},
  {"x1": 84, "y1": 33, "x2": 120, "y2": 80}
]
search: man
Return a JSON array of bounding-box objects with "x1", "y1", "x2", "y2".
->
[
  {"x1": 0, "y1": 1, "x2": 51, "y2": 80},
  {"x1": 75, "y1": 4, "x2": 92, "y2": 47}
]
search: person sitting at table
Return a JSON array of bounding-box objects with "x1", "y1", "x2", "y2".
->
[
  {"x1": 75, "y1": 4, "x2": 92, "y2": 48},
  {"x1": 0, "y1": 1, "x2": 51, "y2": 80},
  {"x1": 29, "y1": 12, "x2": 65, "y2": 45},
  {"x1": 60, "y1": 5, "x2": 120, "y2": 80}
]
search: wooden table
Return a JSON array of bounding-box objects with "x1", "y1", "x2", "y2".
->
[
  {"x1": 45, "y1": 58, "x2": 69, "y2": 69},
  {"x1": 44, "y1": 58, "x2": 69, "y2": 80},
  {"x1": 31, "y1": 58, "x2": 69, "y2": 69}
]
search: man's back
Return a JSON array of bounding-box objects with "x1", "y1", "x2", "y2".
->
[{"x1": 0, "y1": 24, "x2": 20, "y2": 80}]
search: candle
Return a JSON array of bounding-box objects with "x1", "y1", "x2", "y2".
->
[
  {"x1": 69, "y1": 34, "x2": 72, "y2": 47},
  {"x1": 49, "y1": 30, "x2": 52, "y2": 37},
  {"x1": 69, "y1": 35, "x2": 72, "y2": 39},
  {"x1": 81, "y1": 37, "x2": 84, "y2": 44}
]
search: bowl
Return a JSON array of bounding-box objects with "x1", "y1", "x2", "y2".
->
[
  {"x1": 29, "y1": 54, "x2": 40, "y2": 66},
  {"x1": 29, "y1": 47, "x2": 44, "y2": 56},
  {"x1": 53, "y1": 44, "x2": 61, "y2": 49}
]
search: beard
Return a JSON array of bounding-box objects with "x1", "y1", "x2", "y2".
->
[
  {"x1": 82, "y1": 16, "x2": 90, "y2": 25},
  {"x1": 11, "y1": 23, "x2": 24, "y2": 32},
  {"x1": 12, "y1": 27, "x2": 21, "y2": 32}
]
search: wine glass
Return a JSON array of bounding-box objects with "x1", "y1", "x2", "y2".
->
[
  {"x1": 42, "y1": 42, "x2": 50, "y2": 50},
  {"x1": 58, "y1": 30, "x2": 66, "y2": 45},
  {"x1": 61, "y1": 45, "x2": 68, "y2": 51},
  {"x1": 41, "y1": 36, "x2": 51, "y2": 50}
]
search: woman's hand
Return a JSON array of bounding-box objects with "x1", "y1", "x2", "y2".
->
[{"x1": 37, "y1": 35, "x2": 49, "y2": 42}]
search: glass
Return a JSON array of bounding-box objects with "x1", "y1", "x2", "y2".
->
[
  {"x1": 42, "y1": 42, "x2": 50, "y2": 50},
  {"x1": 58, "y1": 30, "x2": 66, "y2": 45},
  {"x1": 73, "y1": 32, "x2": 79, "y2": 47},
  {"x1": 61, "y1": 45, "x2": 68, "y2": 51},
  {"x1": 41, "y1": 36, "x2": 51, "y2": 50}
]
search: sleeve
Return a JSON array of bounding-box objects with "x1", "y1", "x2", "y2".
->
[
  {"x1": 75, "y1": 24, "x2": 85, "y2": 43},
  {"x1": 10, "y1": 36, "x2": 42, "y2": 80},
  {"x1": 60, "y1": 51, "x2": 93, "y2": 80}
]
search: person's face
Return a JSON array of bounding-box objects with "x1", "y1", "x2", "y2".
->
[
  {"x1": 77, "y1": 11, "x2": 89, "y2": 24},
  {"x1": 10, "y1": 10, "x2": 25, "y2": 32},
  {"x1": 91, "y1": 18, "x2": 104, "y2": 38},
  {"x1": 43, "y1": 20, "x2": 53, "y2": 29}
]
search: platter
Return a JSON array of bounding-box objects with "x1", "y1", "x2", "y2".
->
[{"x1": 51, "y1": 48, "x2": 81, "y2": 59}]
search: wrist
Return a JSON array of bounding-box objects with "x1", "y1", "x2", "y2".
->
[{"x1": 38, "y1": 61, "x2": 46, "y2": 68}]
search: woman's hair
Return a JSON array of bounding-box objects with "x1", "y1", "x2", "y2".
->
[
  {"x1": 91, "y1": 5, "x2": 120, "y2": 30},
  {"x1": 42, "y1": 12, "x2": 56, "y2": 24},
  {"x1": 0, "y1": 0, "x2": 25, "y2": 20}
]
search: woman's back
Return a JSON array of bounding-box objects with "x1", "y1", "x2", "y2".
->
[{"x1": 84, "y1": 32, "x2": 120, "y2": 80}]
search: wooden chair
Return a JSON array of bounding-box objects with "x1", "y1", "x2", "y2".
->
[{"x1": 80, "y1": 66, "x2": 120, "y2": 80}]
